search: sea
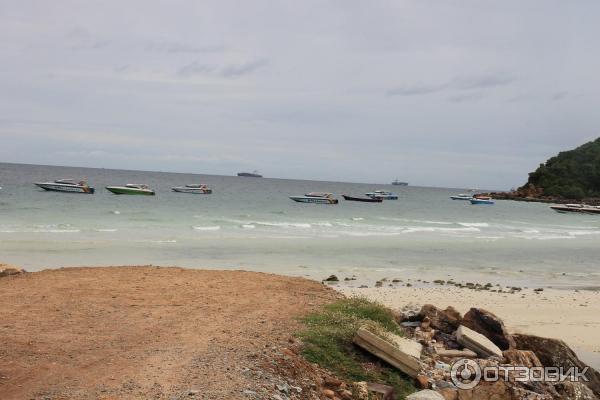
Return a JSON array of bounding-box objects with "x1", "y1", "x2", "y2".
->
[{"x1": 1, "y1": 162, "x2": 600, "y2": 288}]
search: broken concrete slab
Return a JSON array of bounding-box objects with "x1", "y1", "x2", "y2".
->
[
  {"x1": 455, "y1": 325, "x2": 502, "y2": 358},
  {"x1": 353, "y1": 326, "x2": 422, "y2": 378},
  {"x1": 406, "y1": 389, "x2": 445, "y2": 400},
  {"x1": 435, "y1": 348, "x2": 477, "y2": 359}
]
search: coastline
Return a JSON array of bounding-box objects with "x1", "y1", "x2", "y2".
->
[{"x1": 336, "y1": 283, "x2": 600, "y2": 368}]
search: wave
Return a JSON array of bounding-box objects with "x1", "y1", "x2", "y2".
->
[
  {"x1": 193, "y1": 225, "x2": 221, "y2": 231},
  {"x1": 458, "y1": 222, "x2": 489, "y2": 227},
  {"x1": 95, "y1": 228, "x2": 118, "y2": 232},
  {"x1": 241, "y1": 224, "x2": 256, "y2": 229}
]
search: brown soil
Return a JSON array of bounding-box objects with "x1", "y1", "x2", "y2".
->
[{"x1": 0, "y1": 266, "x2": 341, "y2": 399}]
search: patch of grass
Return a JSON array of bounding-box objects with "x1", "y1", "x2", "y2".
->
[{"x1": 298, "y1": 297, "x2": 416, "y2": 398}]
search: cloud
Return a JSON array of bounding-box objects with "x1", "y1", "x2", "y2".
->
[
  {"x1": 453, "y1": 73, "x2": 516, "y2": 90},
  {"x1": 177, "y1": 58, "x2": 268, "y2": 78},
  {"x1": 551, "y1": 91, "x2": 568, "y2": 101},
  {"x1": 66, "y1": 27, "x2": 111, "y2": 50},
  {"x1": 387, "y1": 73, "x2": 516, "y2": 97},
  {"x1": 221, "y1": 59, "x2": 268, "y2": 78},
  {"x1": 386, "y1": 83, "x2": 448, "y2": 96},
  {"x1": 178, "y1": 62, "x2": 216, "y2": 77},
  {"x1": 144, "y1": 42, "x2": 225, "y2": 54}
]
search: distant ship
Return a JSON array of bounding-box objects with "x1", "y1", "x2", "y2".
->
[
  {"x1": 392, "y1": 179, "x2": 408, "y2": 186},
  {"x1": 237, "y1": 171, "x2": 263, "y2": 178}
]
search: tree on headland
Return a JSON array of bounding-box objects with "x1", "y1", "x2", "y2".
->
[{"x1": 523, "y1": 137, "x2": 600, "y2": 200}]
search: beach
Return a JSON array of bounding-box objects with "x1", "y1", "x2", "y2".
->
[
  {"x1": 0, "y1": 266, "x2": 339, "y2": 400},
  {"x1": 337, "y1": 283, "x2": 600, "y2": 368}
]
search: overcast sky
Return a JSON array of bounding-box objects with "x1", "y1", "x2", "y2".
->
[{"x1": 1, "y1": 1, "x2": 599, "y2": 189}]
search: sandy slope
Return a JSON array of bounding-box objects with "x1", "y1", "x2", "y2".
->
[{"x1": 0, "y1": 267, "x2": 339, "y2": 400}]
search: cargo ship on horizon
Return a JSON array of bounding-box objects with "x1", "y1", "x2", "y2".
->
[{"x1": 237, "y1": 171, "x2": 263, "y2": 178}]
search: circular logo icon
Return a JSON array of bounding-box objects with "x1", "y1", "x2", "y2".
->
[{"x1": 451, "y1": 359, "x2": 482, "y2": 389}]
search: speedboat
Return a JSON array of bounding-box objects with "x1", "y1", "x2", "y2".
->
[
  {"x1": 290, "y1": 193, "x2": 338, "y2": 204},
  {"x1": 342, "y1": 195, "x2": 382, "y2": 203},
  {"x1": 473, "y1": 194, "x2": 492, "y2": 200},
  {"x1": 35, "y1": 179, "x2": 95, "y2": 194},
  {"x1": 172, "y1": 184, "x2": 212, "y2": 194},
  {"x1": 365, "y1": 190, "x2": 398, "y2": 200},
  {"x1": 450, "y1": 194, "x2": 473, "y2": 200},
  {"x1": 106, "y1": 184, "x2": 155, "y2": 195},
  {"x1": 550, "y1": 204, "x2": 600, "y2": 214},
  {"x1": 470, "y1": 198, "x2": 494, "y2": 205}
]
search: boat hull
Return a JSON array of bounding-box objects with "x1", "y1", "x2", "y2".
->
[
  {"x1": 342, "y1": 195, "x2": 382, "y2": 203},
  {"x1": 106, "y1": 186, "x2": 155, "y2": 195},
  {"x1": 450, "y1": 196, "x2": 472, "y2": 200},
  {"x1": 366, "y1": 194, "x2": 398, "y2": 200},
  {"x1": 290, "y1": 196, "x2": 338, "y2": 204},
  {"x1": 237, "y1": 173, "x2": 262, "y2": 178},
  {"x1": 172, "y1": 187, "x2": 212, "y2": 194},
  {"x1": 550, "y1": 205, "x2": 600, "y2": 214},
  {"x1": 35, "y1": 183, "x2": 95, "y2": 194},
  {"x1": 470, "y1": 199, "x2": 494, "y2": 205}
]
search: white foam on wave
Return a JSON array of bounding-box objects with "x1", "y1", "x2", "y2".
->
[
  {"x1": 568, "y1": 230, "x2": 600, "y2": 236},
  {"x1": 403, "y1": 226, "x2": 481, "y2": 234},
  {"x1": 351, "y1": 217, "x2": 365, "y2": 221},
  {"x1": 110, "y1": 210, "x2": 121, "y2": 215},
  {"x1": 193, "y1": 225, "x2": 221, "y2": 231},
  {"x1": 95, "y1": 228, "x2": 118, "y2": 232},
  {"x1": 458, "y1": 222, "x2": 489, "y2": 227},
  {"x1": 313, "y1": 222, "x2": 333, "y2": 227},
  {"x1": 241, "y1": 224, "x2": 256, "y2": 229}
]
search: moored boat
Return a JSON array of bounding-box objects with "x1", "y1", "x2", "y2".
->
[
  {"x1": 35, "y1": 179, "x2": 95, "y2": 194},
  {"x1": 392, "y1": 179, "x2": 408, "y2": 186},
  {"x1": 172, "y1": 184, "x2": 212, "y2": 194},
  {"x1": 450, "y1": 194, "x2": 473, "y2": 200},
  {"x1": 470, "y1": 198, "x2": 494, "y2": 205},
  {"x1": 365, "y1": 190, "x2": 398, "y2": 200},
  {"x1": 290, "y1": 193, "x2": 338, "y2": 204},
  {"x1": 106, "y1": 184, "x2": 155, "y2": 195},
  {"x1": 342, "y1": 195, "x2": 382, "y2": 203},
  {"x1": 549, "y1": 204, "x2": 600, "y2": 214}
]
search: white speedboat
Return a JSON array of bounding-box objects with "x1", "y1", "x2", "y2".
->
[
  {"x1": 365, "y1": 190, "x2": 398, "y2": 200},
  {"x1": 172, "y1": 184, "x2": 212, "y2": 194},
  {"x1": 550, "y1": 204, "x2": 600, "y2": 214},
  {"x1": 35, "y1": 179, "x2": 95, "y2": 194},
  {"x1": 106, "y1": 184, "x2": 155, "y2": 195},
  {"x1": 450, "y1": 194, "x2": 473, "y2": 200},
  {"x1": 290, "y1": 193, "x2": 338, "y2": 204}
]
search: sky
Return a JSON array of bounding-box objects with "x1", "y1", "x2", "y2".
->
[{"x1": 1, "y1": 1, "x2": 599, "y2": 189}]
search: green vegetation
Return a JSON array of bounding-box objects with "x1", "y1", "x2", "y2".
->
[
  {"x1": 298, "y1": 297, "x2": 416, "y2": 397},
  {"x1": 525, "y1": 137, "x2": 600, "y2": 199}
]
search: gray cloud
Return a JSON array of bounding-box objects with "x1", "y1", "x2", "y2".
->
[
  {"x1": 144, "y1": 42, "x2": 225, "y2": 54},
  {"x1": 178, "y1": 58, "x2": 268, "y2": 78},
  {"x1": 221, "y1": 59, "x2": 268, "y2": 78},
  {"x1": 388, "y1": 73, "x2": 516, "y2": 97}
]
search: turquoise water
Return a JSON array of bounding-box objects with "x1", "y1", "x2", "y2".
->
[{"x1": 1, "y1": 162, "x2": 599, "y2": 287}]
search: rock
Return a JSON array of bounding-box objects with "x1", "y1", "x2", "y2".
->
[
  {"x1": 434, "y1": 331, "x2": 462, "y2": 350},
  {"x1": 367, "y1": 382, "x2": 395, "y2": 399},
  {"x1": 323, "y1": 275, "x2": 339, "y2": 282},
  {"x1": 502, "y1": 350, "x2": 542, "y2": 369},
  {"x1": 514, "y1": 334, "x2": 600, "y2": 397},
  {"x1": 406, "y1": 389, "x2": 445, "y2": 400},
  {"x1": 353, "y1": 326, "x2": 423, "y2": 378},
  {"x1": 438, "y1": 387, "x2": 458, "y2": 400},
  {"x1": 0, "y1": 264, "x2": 25, "y2": 278},
  {"x1": 462, "y1": 308, "x2": 516, "y2": 350},
  {"x1": 554, "y1": 381, "x2": 599, "y2": 400},
  {"x1": 419, "y1": 305, "x2": 462, "y2": 334},
  {"x1": 455, "y1": 326, "x2": 503, "y2": 358},
  {"x1": 338, "y1": 389, "x2": 353, "y2": 400},
  {"x1": 436, "y1": 349, "x2": 478, "y2": 359},
  {"x1": 352, "y1": 382, "x2": 369, "y2": 400},
  {"x1": 322, "y1": 388, "x2": 335, "y2": 398},
  {"x1": 417, "y1": 374, "x2": 430, "y2": 388}
]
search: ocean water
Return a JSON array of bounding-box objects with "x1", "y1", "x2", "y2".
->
[{"x1": 1, "y1": 162, "x2": 600, "y2": 288}]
